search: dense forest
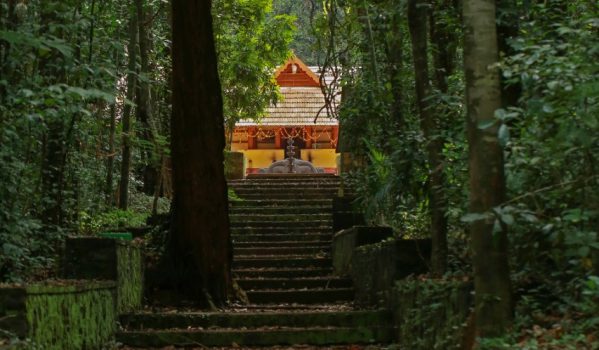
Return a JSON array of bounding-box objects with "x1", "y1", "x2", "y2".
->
[{"x1": 1, "y1": 0, "x2": 598, "y2": 348}]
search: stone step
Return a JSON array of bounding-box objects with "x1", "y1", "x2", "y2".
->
[
  {"x1": 238, "y1": 277, "x2": 352, "y2": 290},
  {"x1": 246, "y1": 288, "x2": 354, "y2": 304},
  {"x1": 230, "y1": 303, "x2": 354, "y2": 311},
  {"x1": 232, "y1": 233, "x2": 332, "y2": 243},
  {"x1": 229, "y1": 206, "x2": 331, "y2": 214},
  {"x1": 229, "y1": 199, "x2": 332, "y2": 207},
  {"x1": 234, "y1": 240, "x2": 330, "y2": 248},
  {"x1": 233, "y1": 268, "x2": 333, "y2": 278},
  {"x1": 231, "y1": 188, "x2": 340, "y2": 196},
  {"x1": 229, "y1": 183, "x2": 341, "y2": 189},
  {"x1": 229, "y1": 177, "x2": 341, "y2": 184},
  {"x1": 234, "y1": 246, "x2": 329, "y2": 256},
  {"x1": 230, "y1": 220, "x2": 332, "y2": 228},
  {"x1": 233, "y1": 256, "x2": 331, "y2": 269},
  {"x1": 246, "y1": 173, "x2": 339, "y2": 179},
  {"x1": 117, "y1": 326, "x2": 393, "y2": 348},
  {"x1": 238, "y1": 193, "x2": 337, "y2": 200},
  {"x1": 229, "y1": 213, "x2": 332, "y2": 222},
  {"x1": 120, "y1": 310, "x2": 389, "y2": 330}
]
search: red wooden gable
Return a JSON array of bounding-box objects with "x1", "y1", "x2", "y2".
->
[{"x1": 274, "y1": 56, "x2": 320, "y2": 88}]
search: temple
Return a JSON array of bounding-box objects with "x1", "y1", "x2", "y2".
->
[{"x1": 230, "y1": 56, "x2": 339, "y2": 175}]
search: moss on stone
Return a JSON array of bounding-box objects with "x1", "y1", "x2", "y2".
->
[
  {"x1": 0, "y1": 281, "x2": 117, "y2": 350},
  {"x1": 116, "y1": 242, "x2": 144, "y2": 313}
]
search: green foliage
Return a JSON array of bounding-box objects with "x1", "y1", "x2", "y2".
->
[
  {"x1": 77, "y1": 209, "x2": 148, "y2": 235},
  {"x1": 393, "y1": 277, "x2": 472, "y2": 350},
  {"x1": 213, "y1": 0, "x2": 295, "y2": 131}
]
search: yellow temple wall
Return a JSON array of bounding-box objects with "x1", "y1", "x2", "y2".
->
[
  {"x1": 238, "y1": 149, "x2": 338, "y2": 171},
  {"x1": 300, "y1": 149, "x2": 338, "y2": 169}
]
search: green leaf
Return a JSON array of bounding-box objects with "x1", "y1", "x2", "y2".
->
[
  {"x1": 478, "y1": 120, "x2": 496, "y2": 130},
  {"x1": 498, "y1": 124, "x2": 510, "y2": 147},
  {"x1": 461, "y1": 212, "x2": 491, "y2": 223},
  {"x1": 542, "y1": 104, "x2": 554, "y2": 113},
  {"x1": 579, "y1": 246, "x2": 590, "y2": 257},
  {"x1": 501, "y1": 213, "x2": 515, "y2": 226}
]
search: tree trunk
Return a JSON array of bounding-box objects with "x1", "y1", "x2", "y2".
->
[
  {"x1": 170, "y1": 0, "x2": 232, "y2": 306},
  {"x1": 105, "y1": 103, "x2": 117, "y2": 205},
  {"x1": 118, "y1": 8, "x2": 138, "y2": 210},
  {"x1": 385, "y1": 0, "x2": 404, "y2": 129},
  {"x1": 39, "y1": 2, "x2": 69, "y2": 227},
  {"x1": 135, "y1": 0, "x2": 157, "y2": 195},
  {"x1": 408, "y1": 0, "x2": 448, "y2": 276},
  {"x1": 463, "y1": 0, "x2": 513, "y2": 338}
]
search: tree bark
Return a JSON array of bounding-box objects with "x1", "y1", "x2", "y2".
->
[
  {"x1": 105, "y1": 103, "x2": 117, "y2": 205},
  {"x1": 135, "y1": 0, "x2": 158, "y2": 195},
  {"x1": 118, "y1": 8, "x2": 138, "y2": 210},
  {"x1": 385, "y1": 0, "x2": 404, "y2": 129},
  {"x1": 39, "y1": 2, "x2": 69, "y2": 227},
  {"x1": 463, "y1": 0, "x2": 513, "y2": 338},
  {"x1": 408, "y1": 0, "x2": 448, "y2": 276},
  {"x1": 170, "y1": 0, "x2": 232, "y2": 306}
]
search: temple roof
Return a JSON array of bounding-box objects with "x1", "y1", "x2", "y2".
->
[
  {"x1": 236, "y1": 56, "x2": 339, "y2": 127},
  {"x1": 236, "y1": 87, "x2": 337, "y2": 127}
]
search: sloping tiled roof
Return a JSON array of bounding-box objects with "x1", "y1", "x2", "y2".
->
[
  {"x1": 274, "y1": 56, "x2": 321, "y2": 87},
  {"x1": 236, "y1": 87, "x2": 338, "y2": 127}
]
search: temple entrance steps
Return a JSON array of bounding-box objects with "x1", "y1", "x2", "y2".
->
[
  {"x1": 117, "y1": 174, "x2": 393, "y2": 348},
  {"x1": 228, "y1": 174, "x2": 352, "y2": 307}
]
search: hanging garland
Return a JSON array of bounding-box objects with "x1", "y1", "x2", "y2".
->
[{"x1": 233, "y1": 126, "x2": 338, "y2": 147}]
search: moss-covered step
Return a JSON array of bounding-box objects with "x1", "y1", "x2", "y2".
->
[
  {"x1": 117, "y1": 326, "x2": 392, "y2": 347},
  {"x1": 233, "y1": 256, "x2": 332, "y2": 269},
  {"x1": 232, "y1": 233, "x2": 332, "y2": 242},
  {"x1": 0, "y1": 281, "x2": 116, "y2": 350},
  {"x1": 64, "y1": 237, "x2": 144, "y2": 313},
  {"x1": 233, "y1": 267, "x2": 333, "y2": 278},
  {"x1": 246, "y1": 288, "x2": 354, "y2": 304},
  {"x1": 237, "y1": 277, "x2": 352, "y2": 290},
  {"x1": 234, "y1": 246, "x2": 330, "y2": 255}
]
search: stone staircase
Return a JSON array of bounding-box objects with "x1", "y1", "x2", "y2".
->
[{"x1": 117, "y1": 174, "x2": 393, "y2": 348}]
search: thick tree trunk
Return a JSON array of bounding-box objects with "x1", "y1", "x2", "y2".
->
[
  {"x1": 118, "y1": 9, "x2": 138, "y2": 210},
  {"x1": 170, "y1": 0, "x2": 232, "y2": 306},
  {"x1": 463, "y1": 0, "x2": 513, "y2": 338},
  {"x1": 408, "y1": 0, "x2": 448, "y2": 276}
]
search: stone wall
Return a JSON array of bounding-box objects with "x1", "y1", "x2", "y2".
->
[
  {"x1": 332, "y1": 225, "x2": 393, "y2": 275},
  {"x1": 350, "y1": 239, "x2": 431, "y2": 306},
  {"x1": 64, "y1": 237, "x2": 144, "y2": 313},
  {"x1": 225, "y1": 151, "x2": 245, "y2": 179},
  {"x1": 0, "y1": 281, "x2": 116, "y2": 350},
  {"x1": 390, "y1": 278, "x2": 473, "y2": 349}
]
